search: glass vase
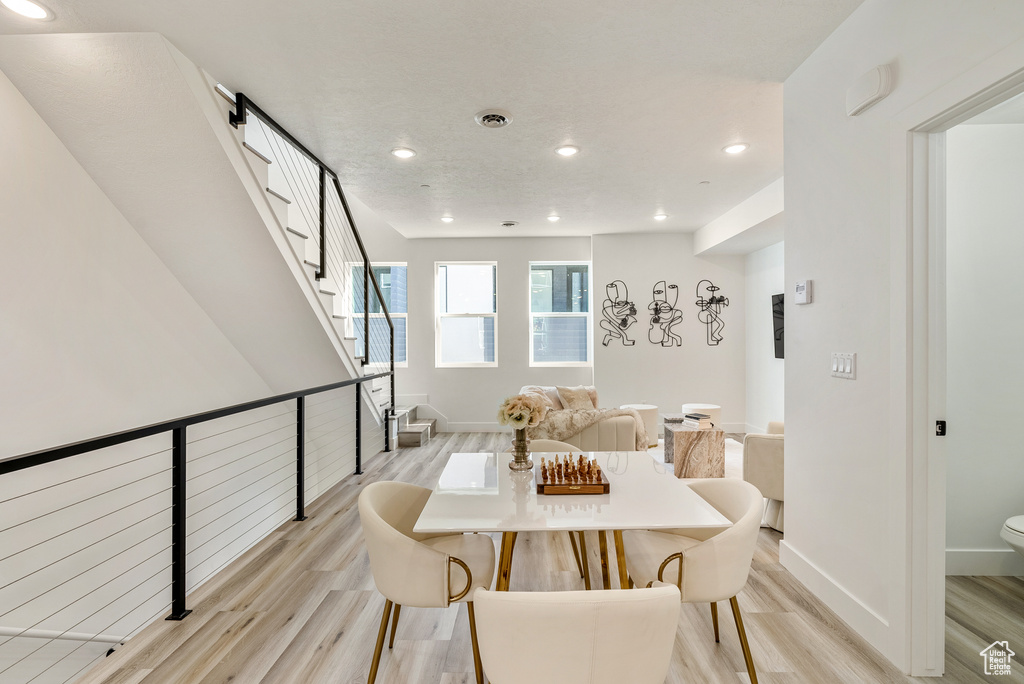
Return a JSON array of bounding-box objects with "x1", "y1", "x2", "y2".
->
[{"x1": 509, "y1": 428, "x2": 533, "y2": 471}]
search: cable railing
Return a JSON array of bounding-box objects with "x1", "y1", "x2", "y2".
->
[
  {"x1": 229, "y1": 93, "x2": 396, "y2": 419},
  {"x1": 0, "y1": 374, "x2": 390, "y2": 683}
]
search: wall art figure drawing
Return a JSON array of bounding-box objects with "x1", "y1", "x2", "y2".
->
[
  {"x1": 600, "y1": 280, "x2": 637, "y2": 346},
  {"x1": 648, "y1": 280, "x2": 683, "y2": 347},
  {"x1": 695, "y1": 279, "x2": 729, "y2": 346}
]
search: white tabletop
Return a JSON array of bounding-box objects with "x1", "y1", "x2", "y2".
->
[{"x1": 413, "y1": 452, "x2": 731, "y2": 534}]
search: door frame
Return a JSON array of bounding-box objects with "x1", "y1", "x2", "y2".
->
[{"x1": 892, "y1": 45, "x2": 1024, "y2": 676}]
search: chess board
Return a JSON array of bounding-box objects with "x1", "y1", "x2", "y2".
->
[{"x1": 535, "y1": 454, "x2": 610, "y2": 495}]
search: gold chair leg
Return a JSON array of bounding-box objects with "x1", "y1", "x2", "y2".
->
[
  {"x1": 578, "y1": 531, "x2": 591, "y2": 590},
  {"x1": 729, "y1": 595, "x2": 758, "y2": 684},
  {"x1": 497, "y1": 532, "x2": 518, "y2": 591},
  {"x1": 567, "y1": 530, "x2": 584, "y2": 578},
  {"x1": 368, "y1": 599, "x2": 393, "y2": 684},
  {"x1": 467, "y1": 601, "x2": 484, "y2": 684},
  {"x1": 598, "y1": 530, "x2": 611, "y2": 589},
  {"x1": 710, "y1": 601, "x2": 720, "y2": 643},
  {"x1": 388, "y1": 604, "x2": 401, "y2": 649},
  {"x1": 613, "y1": 530, "x2": 629, "y2": 589}
]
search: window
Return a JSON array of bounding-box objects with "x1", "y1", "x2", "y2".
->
[
  {"x1": 436, "y1": 262, "x2": 497, "y2": 367},
  {"x1": 352, "y1": 263, "x2": 407, "y2": 365},
  {"x1": 530, "y1": 262, "x2": 591, "y2": 365}
]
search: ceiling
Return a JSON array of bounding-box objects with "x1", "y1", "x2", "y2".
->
[{"x1": 0, "y1": 0, "x2": 863, "y2": 239}]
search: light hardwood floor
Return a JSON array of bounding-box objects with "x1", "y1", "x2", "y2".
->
[{"x1": 75, "y1": 432, "x2": 1023, "y2": 683}]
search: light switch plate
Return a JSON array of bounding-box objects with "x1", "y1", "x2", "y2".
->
[{"x1": 831, "y1": 352, "x2": 856, "y2": 379}]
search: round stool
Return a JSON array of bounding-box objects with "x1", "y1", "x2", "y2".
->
[
  {"x1": 681, "y1": 403, "x2": 721, "y2": 429},
  {"x1": 620, "y1": 403, "x2": 658, "y2": 447}
]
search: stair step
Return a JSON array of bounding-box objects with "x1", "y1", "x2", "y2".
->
[
  {"x1": 398, "y1": 422, "x2": 431, "y2": 447},
  {"x1": 410, "y1": 419, "x2": 436, "y2": 436},
  {"x1": 242, "y1": 141, "x2": 271, "y2": 165}
]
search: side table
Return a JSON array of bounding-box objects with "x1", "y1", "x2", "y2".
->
[{"x1": 664, "y1": 424, "x2": 725, "y2": 478}]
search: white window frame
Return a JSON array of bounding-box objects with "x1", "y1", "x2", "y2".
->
[
  {"x1": 435, "y1": 261, "x2": 498, "y2": 368},
  {"x1": 528, "y1": 261, "x2": 593, "y2": 367},
  {"x1": 348, "y1": 261, "x2": 408, "y2": 368}
]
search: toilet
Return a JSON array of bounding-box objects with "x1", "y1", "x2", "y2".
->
[{"x1": 1000, "y1": 516, "x2": 1024, "y2": 558}]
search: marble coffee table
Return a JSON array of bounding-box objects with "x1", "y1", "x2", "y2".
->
[{"x1": 663, "y1": 424, "x2": 725, "y2": 478}]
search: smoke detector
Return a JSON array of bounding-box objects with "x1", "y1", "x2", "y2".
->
[
  {"x1": 475, "y1": 109, "x2": 513, "y2": 128},
  {"x1": 501, "y1": 221, "x2": 519, "y2": 228}
]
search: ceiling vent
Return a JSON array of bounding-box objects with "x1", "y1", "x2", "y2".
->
[
  {"x1": 501, "y1": 221, "x2": 519, "y2": 228},
  {"x1": 475, "y1": 109, "x2": 513, "y2": 128}
]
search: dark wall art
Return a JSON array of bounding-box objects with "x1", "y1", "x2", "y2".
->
[
  {"x1": 648, "y1": 280, "x2": 683, "y2": 347},
  {"x1": 600, "y1": 280, "x2": 637, "y2": 346},
  {"x1": 695, "y1": 279, "x2": 729, "y2": 346},
  {"x1": 772, "y1": 293, "x2": 784, "y2": 359}
]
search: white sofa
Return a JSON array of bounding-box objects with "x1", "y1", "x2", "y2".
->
[
  {"x1": 742, "y1": 421, "x2": 784, "y2": 532},
  {"x1": 520, "y1": 385, "x2": 640, "y2": 451}
]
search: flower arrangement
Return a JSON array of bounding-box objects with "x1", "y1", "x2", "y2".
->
[{"x1": 497, "y1": 393, "x2": 549, "y2": 430}]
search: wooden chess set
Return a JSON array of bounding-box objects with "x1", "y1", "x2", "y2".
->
[{"x1": 536, "y1": 454, "x2": 610, "y2": 495}]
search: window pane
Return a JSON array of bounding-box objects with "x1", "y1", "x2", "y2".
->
[
  {"x1": 530, "y1": 264, "x2": 588, "y2": 313},
  {"x1": 532, "y1": 316, "x2": 588, "y2": 363},
  {"x1": 439, "y1": 264, "x2": 496, "y2": 314},
  {"x1": 352, "y1": 265, "x2": 407, "y2": 314},
  {"x1": 440, "y1": 316, "x2": 495, "y2": 364},
  {"x1": 353, "y1": 316, "x2": 406, "y2": 364}
]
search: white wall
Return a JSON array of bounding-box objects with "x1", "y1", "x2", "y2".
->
[
  {"x1": 783, "y1": 0, "x2": 1024, "y2": 670},
  {"x1": 592, "y1": 233, "x2": 746, "y2": 431},
  {"x1": 0, "y1": 66, "x2": 272, "y2": 458},
  {"x1": 354, "y1": 202, "x2": 593, "y2": 429},
  {"x1": 944, "y1": 123, "x2": 1024, "y2": 575},
  {"x1": 744, "y1": 241, "x2": 784, "y2": 434}
]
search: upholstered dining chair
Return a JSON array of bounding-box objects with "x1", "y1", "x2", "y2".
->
[
  {"x1": 358, "y1": 480, "x2": 496, "y2": 684},
  {"x1": 621, "y1": 478, "x2": 764, "y2": 684},
  {"x1": 743, "y1": 421, "x2": 784, "y2": 531},
  {"x1": 504, "y1": 438, "x2": 588, "y2": 582},
  {"x1": 473, "y1": 584, "x2": 681, "y2": 684}
]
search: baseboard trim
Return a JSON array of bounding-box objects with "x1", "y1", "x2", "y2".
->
[
  {"x1": 447, "y1": 421, "x2": 505, "y2": 433},
  {"x1": 779, "y1": 540, "x2": 891, "y2": 654},
  {"x1": 946, "y1": 548, "x2": 1024, "y2": 576}
]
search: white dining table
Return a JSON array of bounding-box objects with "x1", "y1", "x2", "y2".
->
[{"x1": 413, "y1": 451, "x2": 731, "y2": 590}]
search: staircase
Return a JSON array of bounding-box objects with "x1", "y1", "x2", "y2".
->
[{"x1": 395, "y1": 406, "x2": 438, "y2": 447}]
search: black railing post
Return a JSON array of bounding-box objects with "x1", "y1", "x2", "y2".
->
[
  {"x1": 317, "y1": 166, "x2": 326, "y2": 281},
  {"x1": 166, "y1": 427, "x2": 191, "y2": 621},
  {"x1": 386, "y1": 326, "x2": 395, "y2": 453},
  {"x1": 295, "y1": 397, "x2": 307, "y2": 521},
  {"x1": 355, "y1": 383, "x2": 363, "y2": 474},
  {"x1": 362, "y1": 263, "x2": 370, "y2": 367},
  {"x1": 229, "y1": 92, "x2": 248, "y2": 128}
]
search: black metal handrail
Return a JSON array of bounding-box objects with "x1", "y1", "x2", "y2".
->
[{"x1": 230, "y1": 92, "x2": 396, "y2": 418}]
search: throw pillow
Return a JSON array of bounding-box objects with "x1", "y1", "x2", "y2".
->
[
  {"x1": 521, "y1": 385, "x2": 562, "y2": 410},
  {"x1": 584, "y1": 385, "x2": 599, "y2": 408},
  {"x1": 556, "y1": 385, "x2": 596, "y2": 410}
]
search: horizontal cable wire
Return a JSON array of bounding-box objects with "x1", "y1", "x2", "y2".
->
[
  {"x1": 186, "y1": 499, "x2": 293, "y2": 588},
  {"x1": 185, "y1": 440, "x2": 294, "y2": 501},
  {"x1": 0, "y1": 447, "x2": 169, "y2": 506},
  {"x1": 185, "y1": 464, "x2": 294, "y2": 538},
  {"x1": 185, "y1": 405, "x2": 295, "y2": 449},
  {"x1": 0, "y1": 468, "x2": 171, "y2": 536},
  {"x1": 0, "y1": 486, "x2": 169, "y2": 564},
  {"x1": 185, "y1": 426, "x2": 294, "y2": 481},
  {"x1": 186, "y1": 490, "x2": 293, "y2": 559}
]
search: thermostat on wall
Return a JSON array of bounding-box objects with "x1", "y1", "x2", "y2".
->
[{"x1": 794, "y1": 280, "x2": 812, "y2": 305}]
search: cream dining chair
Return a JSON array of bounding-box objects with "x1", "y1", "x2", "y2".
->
[
  {"x1": 473, "y1": 584, "x2": 681, "y2": 684},
  {"x1": 358, "y1": 480, "x2": 496, "y2": 684},
  {"x1": 504, "y1": 438, "x2": 589, "y2": 583},
  {"x1": 621, "y1": 478, "x2": 764, "y2": 684}
]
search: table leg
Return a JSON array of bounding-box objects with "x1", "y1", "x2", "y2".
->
[
  {"x1": 578, "y1": 532, "x2": 591, "y2": 590},
  {"x1": 496, "y1": 532, "x2": 518, "y2": 591},
  {"x1": 613, "y1": 530, "x2": 629, "y2": 589},
  {"x1": 598, "y1": 531, "x2": 611, "y2": 590}
]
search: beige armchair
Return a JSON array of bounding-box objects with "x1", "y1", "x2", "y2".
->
[
  {"x1": 358, "y1": 481, "x2": 496, "y2": 684},
  {"x1": 621, "y1": 479, "x2": 764, "y2": 684},
  {"x1": 473, "y1": 585, "x2": 681, "y2": 683},
  {"x1": 743, "y1": 421, "x2": 784, "y2": 532}
]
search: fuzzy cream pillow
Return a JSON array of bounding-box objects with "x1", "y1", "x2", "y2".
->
[
  {"x1": 556, "y1": 385, "x2": 596, "y2": 410},
  {"x1": 521, "y1": 385, "x2": 562, "y2": 410}
]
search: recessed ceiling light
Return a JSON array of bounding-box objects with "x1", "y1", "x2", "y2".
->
[
  {"x1": 391, "y1": 147, "x2": 416, "y2": 159},
  {"x1": 548, "y1": 215, "x2": 560, "y2": 222},
  {"x1": 555, "y1": 145, "x2": 579, "y2": 157},
  {"x1": 654, "y1": 214, "x2": 668, "y2": 221},
  {"x1": 441, "y1": 216, "x2": 454, "y2": 223},
  {"x1": 723, "y1": 143, "x2": 749, "y2": 154},
  {"x1": 1, "y1": 0, "x2": 52, "y2": 19}
]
